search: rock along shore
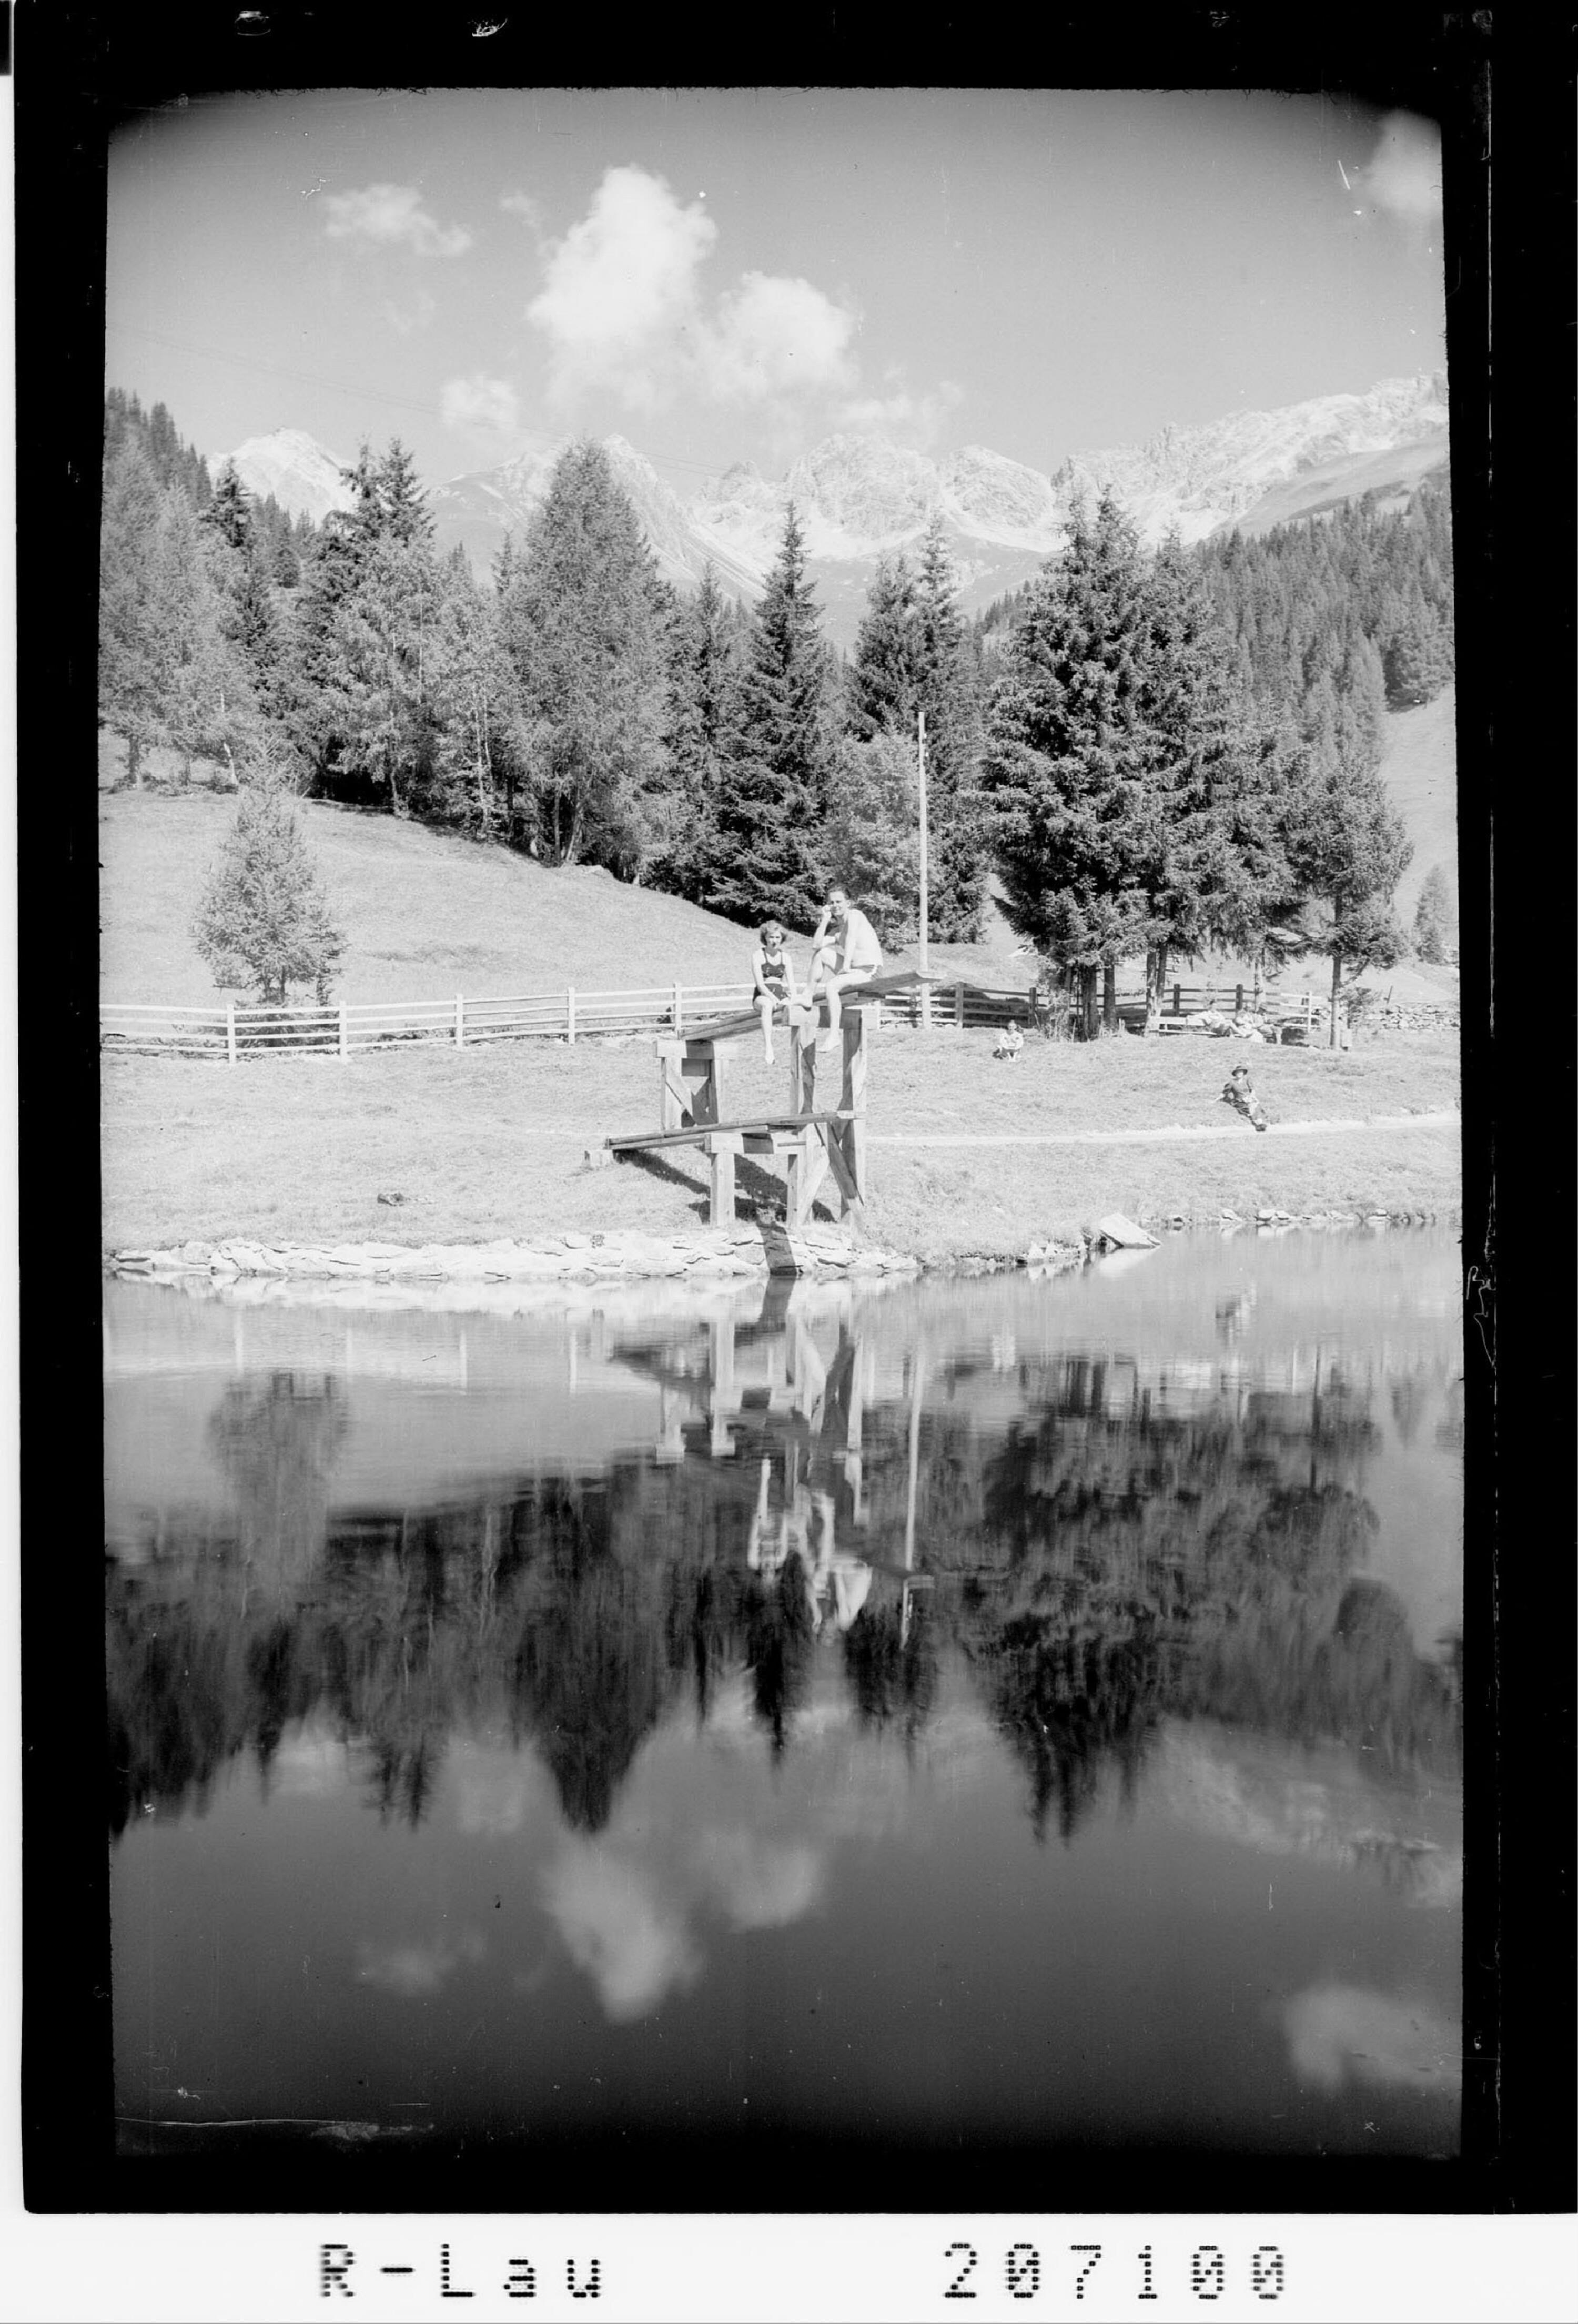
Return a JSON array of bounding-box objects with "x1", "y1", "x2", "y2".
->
[{"x1": 107, "y1": 1204, "x2": 1453, "y2": 1294}]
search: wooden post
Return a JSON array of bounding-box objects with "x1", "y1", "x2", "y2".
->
[
  {"x1": 455, "y1": 994, "x2": 465, "y2": 1049},
  {"x1": 1173, "y1": 982, "x2": 1181, "y2": 1017},
  {"x1": 706, "y1": 1131, "x2": 741, "y2": 1227},
  {"x1": 673, "y1": 981, "x2": 683, "y2": 1034},
  {"x1": 339, "y1": 1004, "x2": 348, "y2": 1060},
  {"x1": 226, "y1": 1003, "x2": 237, "y2": 1067},
  {"x1": 955, "y1": 982, "x2": 965, "y2": 1029},
  {"x1": 1236, "y1": 984, "x2": 1244, "y2": 1015},
  {"x1": 1303, "y1": 991, "x2": 1312, "y2": 1040},
  {"x1": 566, "y1": 987, "x2": 576, "y2": 1045}
]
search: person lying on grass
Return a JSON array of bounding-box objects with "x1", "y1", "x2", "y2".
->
[
  {"x1": 993, "y1": 1018, "x2": 1025, "y2": 1063},
  {"x1": 1222, "y1": 1061, "x2": 1270, "y2": 1132},
  {"x1": 806, "y1": 885, "x2": 883, "y2": 1045},
  {"x1": 751, "y1": 918, "x2": 801, "y2": 1063}
]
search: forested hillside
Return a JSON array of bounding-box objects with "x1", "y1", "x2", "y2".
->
[{"x1": 99, "y1": 392, "x2": 1445, "y2": 1024}]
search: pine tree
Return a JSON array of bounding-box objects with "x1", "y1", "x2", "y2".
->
[
  {"x1": 913, "y1": 516, "x2": 988, "y2": 940},
  {"x1": 824, "y1": 730, "x2": 922, "y2": 946},
  {"x1": 98, "y1": 437, "x2": 168, "y2": 787},
  {"x1": 1280, "y1": 715, "x2": 1413, "y2": 1043},
  {"x1": 1412, "y1": 862, "x2": 1456, "y2": 962},
  {"x1": 704, "y1": 503, "x2": 835, "y2": 927},
  {"x1": 978, "y1": 493, "x2": 1158, "y2": 1034},
  {"x1": 654, "y1": 567, "x2": 743, "y2": 902},
  {"x1": 1139, "y1": 531, "x2": 1289, "y2": 1003},
  {"x1": 192, "y1": 769, "x2": 346, "y2": 1005},
  {"x1": 498, "y1": 440, "x2": 673, "y2": 873},
  {"x1": 847, "y1": 555, "x2": 923, "y2": 740}
]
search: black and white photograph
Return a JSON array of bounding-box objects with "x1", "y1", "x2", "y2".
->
[{"x1": 12, "y1": 9, "x2": 1573, "y2": 2318}]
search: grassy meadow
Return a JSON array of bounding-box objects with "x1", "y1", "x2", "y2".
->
[
  {"x1": 98, "y1": 718, "x2": 1463, "y2": 1264},
  {"x1": 103, "y1": 1019, "x2": 1462, "y2": 1262}
]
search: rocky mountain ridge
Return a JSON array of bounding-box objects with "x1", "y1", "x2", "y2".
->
[{"x1": 221, "y1": 370, "x2": 1449, "y2": 643}]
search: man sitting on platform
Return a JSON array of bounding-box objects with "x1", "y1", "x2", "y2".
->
[{"x1": 806, "y1": 885, "x2": 883, "y2": 1045}]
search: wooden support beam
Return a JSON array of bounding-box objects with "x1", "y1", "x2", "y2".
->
[{"x1": 704, "y1": 1130, "x2": 742, "y2": 1226}]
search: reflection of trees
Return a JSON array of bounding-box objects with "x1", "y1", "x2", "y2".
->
[
  {"x1": 208, "y1": 1373, "x2": 348, "y2": 1607},
  {"x1": 841, "y1": 1591, "x2": 939, "y2": 1744},
  {"x1": 980, "y1": 1615, "x2": 1159, "y2": 1843},
  {"x1": 107, "y1": 1335, "x2": 1461, "y2": 1841}
]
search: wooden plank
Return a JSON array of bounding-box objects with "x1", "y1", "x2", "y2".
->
[{"x1": 609, "y1": 1108, "x2": 853, "y2": 1156}]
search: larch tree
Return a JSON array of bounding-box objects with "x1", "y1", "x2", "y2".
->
[
  {"x1": 191, "y1": 766, "x2": 346, "y2": 1006},
  {"x1": 498, "y1": 440, "x2": 673, "y2": 874}
]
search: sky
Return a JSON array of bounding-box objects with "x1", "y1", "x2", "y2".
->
[{"x1": 105, "y1": 87, "x2": 1448, "y2": 495}]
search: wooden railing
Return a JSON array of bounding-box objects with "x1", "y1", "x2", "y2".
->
[{"x1": 100, "y1": 976, "x2": 1340, "y2": 1062}]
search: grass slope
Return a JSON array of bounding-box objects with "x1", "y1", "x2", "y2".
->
[
  {"x1": 99, "y1": 689, "x2": 1461, "y2": 1013},
  {"x1": 1378, "y1": 683, "x2": 1458, "y2": 924}
]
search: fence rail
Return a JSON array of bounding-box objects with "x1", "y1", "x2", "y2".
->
[{"x1": 100, "y1": 975, "x2": 1339, "y2": 1062}]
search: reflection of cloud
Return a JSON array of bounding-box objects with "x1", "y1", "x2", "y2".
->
[
  {"x1": 1283, "y1": 1985, "x2": 1461, "y2": 2094},
  {"x1": 450, "y1": 1744, "x2": 553, "y2": 1837},
  {"x1": 269, "y1": 1723, "x2": 350, "y2": 1797},
  {"x1": 324, "y1": 182, "x2": 474, "y2": 257},
  {"x1": 541, "y1": 1849, "x2": 702, "y2": 2022},
  {"x1": 1153, "y1": 1726, "x2": 1461, "y2": 1906},
  {"x1": 356, "y1": 1929, "x2": 485, "y2": 1998},
  {"x1": 692, "y1": 1830, "x2": 826, "y2": 1931}
]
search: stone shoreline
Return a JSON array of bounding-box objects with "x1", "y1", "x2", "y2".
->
[{"x1": 107, "y1": 1204, "x2": 1455, "y2": 1292}]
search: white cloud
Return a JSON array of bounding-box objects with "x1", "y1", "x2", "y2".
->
[
  {"x1": 524, "y1": 167, "x2": 886, "y2": 427},
  {"x1": 383, "y1": 289, "x2": 437, "y2": 337},
  {"x1": 441, "y1": 371, "x2": 522, "y2": 441},
  {"x1": 1356, "y1": 113, "x2": 1443, "y2": 225},
  {"x1": 835, "y1": 379, "x2": 963, "y2": 446},
  {"x1": 324, "y1": 181, "x2": 474, "y2": 258},
  {"x1": 500, "y1": 190, "x2": 543, "y2": 230},
  {"x1": 527, "y1": 166, "x2": 716, "y2": 410},
  {"x1": 697, "y1": 271, "x2": 858, "y2": 403}
]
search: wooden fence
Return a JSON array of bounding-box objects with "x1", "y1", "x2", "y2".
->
[{"x1": 100, "y1": 976, "x2": 1338, "y2": 1062}]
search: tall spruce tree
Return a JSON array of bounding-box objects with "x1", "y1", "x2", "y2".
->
[
  {"x1": 913, "y1": 516, "x2": 988, "y2": 939},
  {"x1": 705, "y1": 503, "x2": 835, "y2": 928},
  {"x1": 978, "y1": 493, "x2": 1158, "y2": 1034},
  {"x1": 1138, "y1": 531, "x2": 1289, "y2": 1005},
  {"x1": 498, "y1": 440, "x2": 673, "y2": 873},
  {"x1": 1279, "y1": 696, "x2": 1413, "y2": 1044},
  {"x1": 655, "y1": 566, "x2": 743, "y2": 902}
]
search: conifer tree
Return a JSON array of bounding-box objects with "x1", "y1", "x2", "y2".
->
[
  {"x1": 192, "y1": 764, "x2": 346, "y2": 1005},
  {"x1": 704, "y1": 503, "x2": 835, "y2": 927},
  {"x1": 978, "y1": 493, "x2": 1158, "y2": 1033},
  {"x1": 913, "y1": 516, "x2": 988, "y2": 939},
  {"x1": 498, "y1": 439, "x2": 673, "y2": 873},
  {"x1": 655, "y1": 566, "x2": 742, "y2": 902},
  {"x1": 427, "y1": 551, "x2": 522, "y2": 840},
  {"x1": 98, "y1": 437, "x2": 168, "y2": 787},
  {"x1": 1411, "y1": 862, "x2": 1456, "y2": 963},
  {"x1": 1279, "y1": 712, "x2": 1412, "y2": 1043}
]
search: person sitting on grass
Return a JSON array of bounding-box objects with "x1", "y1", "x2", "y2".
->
[
  {"x1": 806, "y1": 885, "x2": 883, "y2": 1046},
  {"x1": 751, "y1": 918, "x2": 800, "y2": 1063},
  {"x1": 1222, "y1": 1061, "x2": 1270, "y2": 1132},
  {"x1": 993, "y1": 1018, "x2": 1025, "y2": 1063}
]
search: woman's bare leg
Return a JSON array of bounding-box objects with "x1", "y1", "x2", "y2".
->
[{"x1": 758, "y1": 992, "x2": 776, "y2": 1061}]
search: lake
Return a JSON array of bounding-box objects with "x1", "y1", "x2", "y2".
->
[{"x1": 104, "y1": 1229, "x2": 1463, "y2": 2195}]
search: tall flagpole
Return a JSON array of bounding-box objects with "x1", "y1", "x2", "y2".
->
[{"x1": 917, "y1": 709, "x2": 932, "y2": 1029}]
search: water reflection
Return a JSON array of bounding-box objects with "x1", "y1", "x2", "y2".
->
[
  {"x1": 106, "y1": 1237, "x2": 1464, "y2": 2157},
  {"x1": 108, "y1": 1271, "x2": 1462, "y2": 1844}
]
